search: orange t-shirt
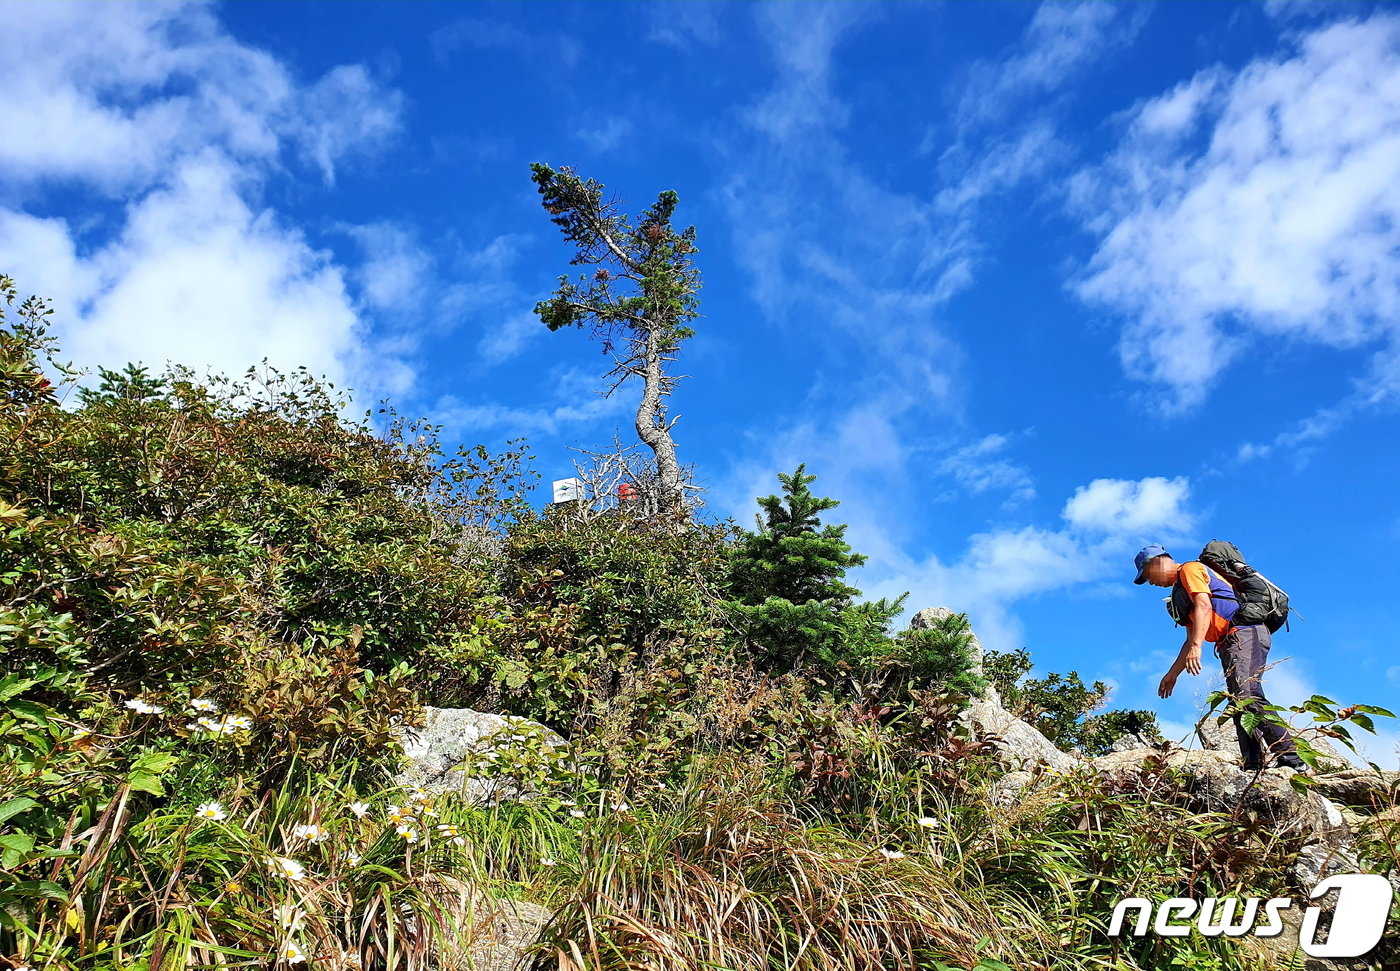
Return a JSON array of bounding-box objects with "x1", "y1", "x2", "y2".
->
[{"x1": 1177, "y1": 561, "x2": 1233, "y2": 642}]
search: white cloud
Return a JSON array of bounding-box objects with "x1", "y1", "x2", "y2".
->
[
  {"x1": 1062, "y1": 476, "x2": 1194, "y2": 537},
  {"x1": 1074, "y1": 14, "x2": 1400, "y2": 414},
  {"x1": 935, "y1": 434, "x2": 1036, "y2": 503},
  {"x1": 343, "y1": 222, "x2": 432, "y2": 312},
  {"x1": 430, "y1": 366, "x2": 630, "y2": 440},
  {"x1": 574, "y1": 117, "x2": 634, "y2": 154},
  {"x1": 956, "y1": 2, "x2": 1146, "y2": 130},
  {"x1": 0, "y1": 1, "x2": 407, "y2": 398},
  {"x1": 0, "y1": 152, "x2": 410, "y2": 396}
]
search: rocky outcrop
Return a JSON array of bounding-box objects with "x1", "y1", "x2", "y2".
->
[
  {"x1": 395, "y1": 706, "x2": 569, "y2": 804},
  {"x1": 1308, "y1": 768, "x2": 1400, "y2": 811},
  {"x1": 959, "y1": 696, "x2": 1079, "y2": 772},
  {"x1": 910, "y1": 606, "x2": 1080, "y2": 771},
  {"x1": 1195, "y1": 711, "x2": 1353, "y2": 771},
  {"x1": 1091, "y1": 748, "x2": 1351, "y2": 853},
  {"x1": 423, "y1": 874, "x2": 553, "y2": 971}
]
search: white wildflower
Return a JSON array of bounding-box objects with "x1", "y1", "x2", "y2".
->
[
  {"x1": 610, "y1": 801, "x2": 630, "y2": 812},
  {"x1": 348, "y1": 801, "x2": 370, "y2": 818},
  {"x1": 194, "y1": 802, "x2": 227, "y2": 821},
  {"x1": 190, "y1": 698, "x2": 219, "y2": 713},
  {"x1": 124, "y1": 698, "x2": 164, "y2": 715},
  {"x1": 917, "y1": 817, "x2": 939, "y2": 829},
  {"x1": 292, "y1": 824, "x2": 327, "y2": 842},
  {"x1": 395, "y1": 824, "x2": 419, "y2": 843},
  {"x1": 276, "y1": 940, "x2": 307, "y2": 964},
  {"x1": 540, "y1": 857, "x2": 558, "y2": 866},
  {"x1": 275, "y1": 905, "x2": 304, "y2": 930},
  {"x1": 878, "y1": 848, "x2": 905, "y2": 860},
  {"x1": 569, "y1": 809, "x2": 586, "y2": 818},
  {"x1": 346, "y1": 852, "x2": 363, "y2": 866},
  {"x1": 268, "y1": 856, "x2": 307, "y2": 881}
]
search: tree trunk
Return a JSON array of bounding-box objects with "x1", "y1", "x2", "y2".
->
[{"x1": 634, "y1": 328, "x2": 684, "y2": 516}]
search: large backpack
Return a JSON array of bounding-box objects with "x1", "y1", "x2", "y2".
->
[{"x1": 1197, "y1": 540, "x2": 1292, "y2": 633}]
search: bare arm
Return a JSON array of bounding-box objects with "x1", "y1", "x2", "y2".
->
[{"x1": 1158, "y1": 591, "x2": 1212, "y2": 698}]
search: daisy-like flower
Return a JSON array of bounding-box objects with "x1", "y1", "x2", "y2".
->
[
  {"x1": 194, "y1": 802, "x2": 228, "y2": 821},
  {"x1": 223, "y1": 879, "x2": 245, "y2": 894},
  {"x1": 540, "y1": 857, "x2": 558, "y2": 867},
  {"x1": 124, "y1": 698, "x2": 165, "y2": 715},
  {"x1": 276, "y1": 941, "x2": 307, "y2": 964},
  {"x1": 292, "y1": 824, "x2": 327, "y2": 842},
  {"x1": 917, "y1": 817, "x2": 939, "y2": 829},
  {"x1": 190, "y1": 698, "x2": 219, "y2": 713},
  {"x1": 228, "y1": 714, "x2": 253, "y2": 730},
  {"x1": 346, "y1": 852, "x2": 363, "y2": 866},
  {"x1": 569, "y1": 809, "x2": 586, "y2": 818},
  {"x1": 386, "y1": 804, "x2": 414, "y2": 824},
  {"x1": 559, "y1": 798, "x2": 577, "y2": 807},
  {"x1": 395, "y1": 824, "x2": 419, "y2": 843},
  {"x1": 610, "y1": 801, "x2": 630, "y2": 812},
  {"x1": 409, "y1": 787, "x2": 432, "y2": 804},
  {"x1": 268, "y1": 856, "x2": 307, "y2": 881},
  {"x1": 275, "y1": 905, "x2": 305, "y2": 930},
  {"x1": 436, "y1": 824, "x2": 460, "y2": 838},
  {"x1": 348, "y1": 801, "x2": 370, "y2": 818},
  {"x1": 877, "y1": 848, "x2": 906, "y2": 860}
]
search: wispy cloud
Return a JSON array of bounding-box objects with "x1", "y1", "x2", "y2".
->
[
  {"x1": 954, "y1": 2, "x2": 1147, "y2": 132},
  {"x1": 431, "y1": 16, "x2": 582, "y2": 70},
  {"x1": 1072, "y1": 13, "x2": 1400, "y2": 416},
  {"x1": 935, "y1": 434, "x2": 1036, "y2": 505},
  {"x1": 648, "y1": 3, "x2": 724, "y2": 50},
  {"x1": 430, "y1": 366, "x2": 630, "y2": 440}
]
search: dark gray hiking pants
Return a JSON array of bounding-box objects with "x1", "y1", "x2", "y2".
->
[{"x1": 1216, "y1": 625, "x2": 1301, "y2": 768}]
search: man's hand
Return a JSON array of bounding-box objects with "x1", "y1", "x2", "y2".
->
[
  {"x1": 1158, "y1": 672, "x2": 1178, "y2": 698},
  {"x1": 1181, "y1": 643, "x2": 1202, "y2": 677}
]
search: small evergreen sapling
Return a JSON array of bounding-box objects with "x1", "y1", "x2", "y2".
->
[{"x1": 726, "y1": 465, "x2": 902, "y2": 675}]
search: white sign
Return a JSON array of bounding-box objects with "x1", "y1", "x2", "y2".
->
[{"x1": 552, "y1": 477, "x2": 583, "y2": 503}]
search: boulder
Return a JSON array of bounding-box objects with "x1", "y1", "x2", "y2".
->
[
  {"x1": 1240, "y1": 903, "x2": 1379, "y2": 971},
  {"x1": 959, "y1": 696, "x2": 1079, "y2": 772},
  {"x1": 422, "y1": 874, "x2": 553, "y2": 971},
  {"x1": 396, "y1": 706, "x2": 569, "y2": 804},
  {"x1": 1307, "y1": 768, "x2": 1400, "y2": 812},
  {"x1": 908, "y1": 607, "x2": 1077, "y2": 770},
  {"x1": 1195, "y1": 712, "x2": 1353, "y2": 771},
  {"x1": 1091, "y1": 748, "x2": 1351, "y2": 851}
]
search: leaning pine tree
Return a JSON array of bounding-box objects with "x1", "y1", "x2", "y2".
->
[
  {"x1": 727, "y1": 464, "x2": 903, "y2": 676},
  {"x1": 530, "y1": 163, "x2": 700, "y2": 518}
]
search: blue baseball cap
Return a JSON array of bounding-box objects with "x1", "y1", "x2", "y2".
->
[{"x1": 1133, "y1": 545, "x2": 1170, "y2": 584}]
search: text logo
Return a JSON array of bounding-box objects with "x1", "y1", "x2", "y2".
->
[{"x1": 1108, "y1": 874, "x2": 1393, "y2": 958}]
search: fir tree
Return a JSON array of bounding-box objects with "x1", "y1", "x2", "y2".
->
[{"x1": 727, "y1": 465, "x2": 901, "y2": 675}]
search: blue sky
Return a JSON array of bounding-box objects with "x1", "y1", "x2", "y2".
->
[{"x1": 3, "y1": 0, "x2": 1398, "y2": 764}]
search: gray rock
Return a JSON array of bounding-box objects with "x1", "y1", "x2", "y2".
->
[
  {"x1": 1195, "y1": 712, "x2": 1353, "y2": 771},
  {"x1": 960, "y1": 696, "x2": 1079, "y2": 773},
  {"x1": 422, "y1": 874, "x2": 553, "y2": 971},
  {"x1": 1110, "y1": 733, "x2": 1154, "y2": 753},
  {"x1": 396, "y1": 706, "x2": 570, "y2": 804},
  {"x1": 1308, "y1": 768, "x2": 1400, "y2": 811},
  {"x1": 1091, "y1": 748, "x2": 1352, "y2": 856}
]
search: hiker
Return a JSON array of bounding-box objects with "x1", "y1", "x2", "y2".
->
[{"x1": 1133, "y1": 544, "x2": 1305, "y2": 771}]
